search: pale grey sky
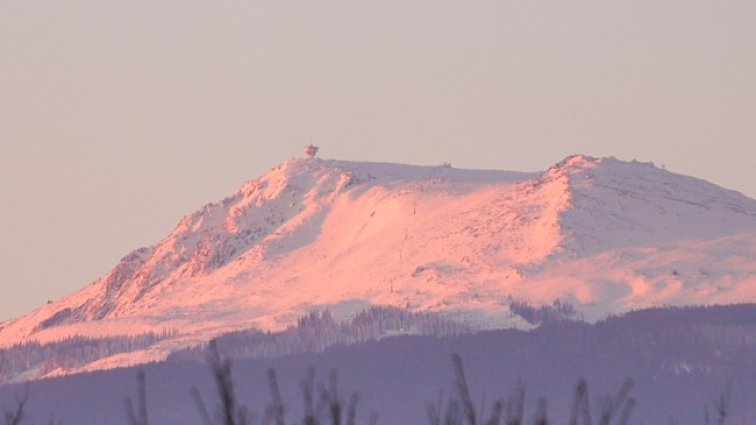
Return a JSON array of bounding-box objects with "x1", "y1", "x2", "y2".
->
[{"x1": 1, "y1": 1, "x2": 755, "y2": 322}]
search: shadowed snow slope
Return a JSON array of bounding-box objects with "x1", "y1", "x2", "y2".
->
[{"x1": 1, "y1": 155, "x2": 755, "y2": 373}]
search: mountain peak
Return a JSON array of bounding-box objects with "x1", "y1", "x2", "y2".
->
[{"x1": 553, "y1": 154, "x2": 601, "y2": 170}]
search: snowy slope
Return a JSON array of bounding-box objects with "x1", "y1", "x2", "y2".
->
[{"x1": 1, "y1": 155, "x2": 755, "y2": 373}]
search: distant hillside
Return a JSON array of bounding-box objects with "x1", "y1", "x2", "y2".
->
[{"x1": 0, "y1": 306, "x2": 470, "y2": 382}]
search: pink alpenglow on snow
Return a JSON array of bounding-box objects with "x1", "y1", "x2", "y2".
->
[{"x1": 1, "y1": 155, "x2": 755, "y2": 376}]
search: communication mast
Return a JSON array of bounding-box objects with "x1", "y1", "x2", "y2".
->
[{"x1": 304, "y1": 144, "x2": 319, "y2": 159}]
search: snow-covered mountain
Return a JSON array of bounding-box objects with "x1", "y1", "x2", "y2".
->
[{"x1": 2, "y1": 154, "x2": 755, "y2": 373}]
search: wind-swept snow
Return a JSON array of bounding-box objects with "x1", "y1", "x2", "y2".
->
[{"x1": 2, "y1": 155, "x2": 755, "y2": 375}]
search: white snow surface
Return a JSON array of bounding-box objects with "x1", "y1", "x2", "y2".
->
[{"x1": 1, "y1": 155, "x2": 755, "y2": 373}]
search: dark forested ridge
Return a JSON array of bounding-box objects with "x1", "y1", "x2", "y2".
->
[
  {"x1": 169, "y1": 306, "x2": 473, "y2": 362},
  {"x1": 0, "y1": 307, "x2": 469, "y2": 382},
  {"x1": 2, "y1": 304, "x2": 756, "y2": 425},
  {"x1": 0, "y1": 331, "x2": 176, "y2": 383}
]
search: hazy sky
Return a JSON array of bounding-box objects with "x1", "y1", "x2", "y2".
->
[{"x1": 1, "y1": 1, "x2": 755, "y2": 322}]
